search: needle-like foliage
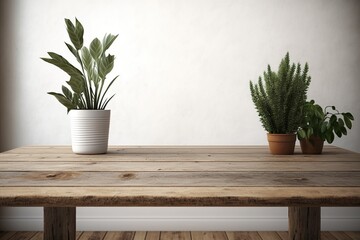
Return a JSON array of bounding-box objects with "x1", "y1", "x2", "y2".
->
[
  {"x1": 250, "y1": 53, "x2": 311, "y2": 134},
  {"x1": 41, "y1": 18, "x2": 118, "y2": 112}
]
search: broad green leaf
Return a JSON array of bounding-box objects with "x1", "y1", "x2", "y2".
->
[
  {"x1": 341, "y1": 127, "x2": 347, "y2": 135},
  {"x1": 89, "y1": 67, "x2": 100, "y2": 85},
  {"x1": 90, "y1": 38, "x2": 102, "y2": 60},
  {"x1": 338, "y1": 118, "x2": 344, "y2": 127},
  {"x1": 81, "y1": 47, "x2": 93, "y2": 72},
  {"x1": 306, "y1": 127, "x2": 313, "y2": 139},
  {"x1": 325, "y1": 131, "x2": 334, "y2": 144},
  {"x1": 42, "y1": 52, "x2": 83, "y2": 77},
  {"x1": 65, "y1": 42, "x2": 77, "y2": 58},
  {"x1": 345, "y1": 112, "x2": 354, "y2": 120},
  {"x1": 75, "y1": 18, "x2": 84, "y2": 47},
  {"x1": 62, "y1": 85, "x2": 72, "y2": 100},
  {"x1": 321, "y1": 122, "x2": 327, "y2": 133},
  {"x1": 297, "y1": 129, "x2": 306, "y2": 139},
  {"x1": 330, "y1": 115, "x2": 337, "y2": 124},
  {"x1": 344, "y1": 115, "x2": 352, "y2": 129},
  {"x1": 102, "y1": 34, "x2": 118, "y2": 53},
  {"x1": 72, "y1": 93, "x2": 80, "y2": 106},
  {"x1": 48, "y1": 92, "x2": 75, "y2": 109},
  {"x1": 67, "y1": 75, "x2": 84, "y2": 94},
  {"x1": 65, "y1": 18, "x2": 83, "y2": 50},
  {"x1": 99, "y1": 54, "x2": 114, "y2": 79},
  {"x1": 334, "y1": 127, "x2": 342, "y2": 138}
]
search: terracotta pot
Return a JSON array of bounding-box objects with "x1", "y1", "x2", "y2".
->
[
  {"x1": 267, "y1": 133, "x2": 296, "y2": 155},
  {"x1": 300, "y1": 135, "x2": 324, "y2": 154}
]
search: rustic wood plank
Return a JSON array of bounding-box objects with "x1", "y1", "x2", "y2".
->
[
  {"x1": 276, "y1": 232, "x2": 288, "y2": 240},
  {"x1": 345, "y1": 232, "x2": 360, "y2": 240},
  {"x1": 191, "y1": 232, "x2": 227, "y2": 240},
  {"x1": 146, "y1": 232, "x2": 160, "y2": 240},
  {"x1": 44, "y1": 207, "x2": 76, "y2": 240},
  {"x1": 77, "y1": 232, "x2": 83, "y2": 239},
  {"x1": 330, "y1": 231, "x2": 353, "y2": 240},
  {"x1": 226, "y1": 231, "x2": 262, "y2": 240},
  {"x1": 321, "y1": 232, "x2": 337, "y2": 240},
  {"x1": 288, "y1": 207, "x2": 320, "y2": 240},
  {"x1": 161, "y1": 231, "x2": 191, "y2": 240},
  {"x1": 4, "y1": 145, "x2": 350, "y2": 154},
  {"x1": 133, "y1": 231, "x2": 146, "y2": 240},
  {"x1": 2, "y1": 150, "x2": 358, "y2": 163},
  {"x1": 0, "y1": 232, "x2": 16, "y2": 240},
  {"x1": 258, "y1": 231, "x2": 282, "y2": 240},
  {"x1": 1, "y1": 187, "x2": 360, "y2": 206},
  {"x1": 103, "y1": 232, "x2": 135, "y2": 240},
  {"x1": 7, "y1": 232, "x2": 37, "y2": 240},
  {"x1": 1, "y1": 161, "x2": 359, "y2": 172},
  {"x1": 3, "y1": 154, "x2": 359, "y2": 162},
  {"x1": 1, "y1": 146, "x2": 273, "y2": 154},
  {"x1": 2, "y1": 171, "x2": 359, "y2": 187},
  {"x1": 78, "y1": 231, "x2": 106, "y2": 240},
  {"x1": 29, "y1": 232, "x2": 43, "y2": 240}
]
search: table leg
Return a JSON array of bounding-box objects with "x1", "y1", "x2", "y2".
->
[
  {"x1": 44, "y1": 207, "x2": 76, "y2": 240},
  {"x1": 288, "y1": 206, "x2": 320, "y2": 240}
]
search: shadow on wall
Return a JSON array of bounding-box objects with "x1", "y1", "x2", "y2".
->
[{"x1": 0, "y1": 0, "x2": 15, "y2": 152}]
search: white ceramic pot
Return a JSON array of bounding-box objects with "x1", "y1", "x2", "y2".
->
[{"x1": 70, "y1": 110, "x2": 110, "y2": 154}]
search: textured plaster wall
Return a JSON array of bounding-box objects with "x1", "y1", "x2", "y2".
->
[{"x1": 0, "y1": 0, "x2": 359, "y2": 231}]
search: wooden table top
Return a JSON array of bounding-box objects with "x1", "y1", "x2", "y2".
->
[{"x1": 0, "y1": 146, "x2": 359, "y2": 207}]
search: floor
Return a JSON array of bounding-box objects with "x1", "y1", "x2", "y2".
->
[{"x1": 0, "y1": 231, "x2": 359, "y2": 240}]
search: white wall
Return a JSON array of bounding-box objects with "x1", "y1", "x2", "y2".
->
[{"x1": 1, "y1": 0, "x2": 360, "y2": 231}]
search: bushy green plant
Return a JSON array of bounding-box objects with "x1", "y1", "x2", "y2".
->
[
  {"x1": 41, "y1": 18, "x2": 118, "y2": 112},
  {"x1": 297, "y1": 100, "x2": 354, "y2": 143},
  {"x1": 250, "y1": 53, "x2": 311, "y2": 134}
]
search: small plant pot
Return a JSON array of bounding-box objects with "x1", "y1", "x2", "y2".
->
[
  {"x1": 300, "y1": 136, "x2": 324, "y2": 154},
  {"x1": 70, "y1": 110, "x2": 110, "y2": 154},
  {"x1": 267, "y1": 133, "x2": 296, "y2": 155}
]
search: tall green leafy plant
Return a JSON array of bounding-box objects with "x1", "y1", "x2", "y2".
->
[
  {"x1": 250, "y1": 53, "x2": 311, "y2": 134},
  {"x1": 41, "y1": 18, "x2": 118, "y2": 112}
]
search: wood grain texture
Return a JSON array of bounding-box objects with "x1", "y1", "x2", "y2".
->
[
  {"x1": 145, "y1": 232, "x2": 160, "y2": 240},
  {"x1": 276, "y1": 232, "x2": 288, "y2": 240},
  {"x1": 191, "y1": 232, "x2": 227, "y2": 240},
  {"x1": 103, "y1": 232, "x2": 135, "y2": 240},
  {"x1": 321, "y1": 232, "x2": 337, "y2": 240},
  {"x1": 1, "y1": 171, "x2": 359, "y2": 187},
  {"x1": 226, "y1": 231, "x2": 262, "y2": 240},
  {"x1": 161, "y1": 231, "x2": 191, "y2": 240},
  {"x1": 345, "y1": 232, "x2": 360, "y2": 240},
  {"x1": 288, "y1": 207, "x2": 320, "y2": 240},
  {"x1": 133, "y1": 232, "x2": 146, "y2": 240},
  {"x1": 257, "y1": 232, "x2": 282, "y2": 240},
  {"x1": 43, "y1": 207, "x2": 76, "y2": 240},
  {"x1": 7, "y1": 232, "x2": 37, "y2": 240},
  {"x1": 0, "y1": 146, "x2": 359, "y2": 208},
  {"x1": 1, "y1": 161, "x2": 359, "y2": 172},
  {"x1": 0, "y1": 232, "x2": 16, "y2": 240},
  {"x1": 78, "y1": 231, "x2": 106, "y2": 240},
  {"x1": 1, "y1": 186, "x2": 360, "y2": 207},
  {"x1": 330, "y1": 232, "x2": 353, "y2": 240}
]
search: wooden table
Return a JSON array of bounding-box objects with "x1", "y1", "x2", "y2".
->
[{"x1": 0, "y1": 146, "x2": 359, "y2": 240}]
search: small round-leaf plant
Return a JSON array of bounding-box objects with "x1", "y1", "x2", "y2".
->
[
  {"x1": 249, "y1": 52, "x2": 311, "y2": 134},
  {"x1": 297, "y1": 100, "x2": 354, "y2": 143},
  {"x1": 41, "y1": 18, "x2": 118, "y2": 112}
]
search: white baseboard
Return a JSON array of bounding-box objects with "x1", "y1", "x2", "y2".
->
[
  {"x1": 1, "y1": 217, "x2": 360, "y2": 231},
  {"x1": 1, "y1": 207, "x2": 359, "y2": 231}
]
